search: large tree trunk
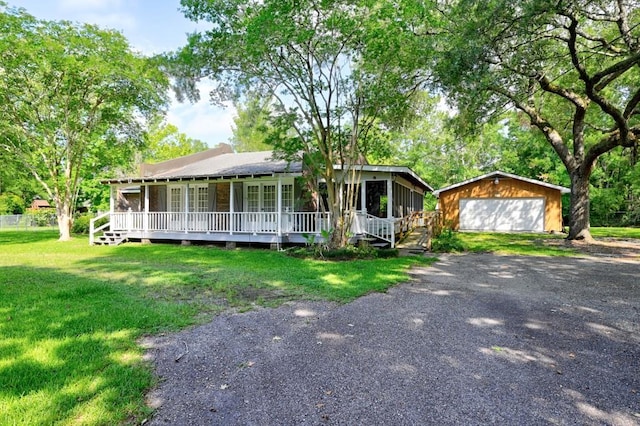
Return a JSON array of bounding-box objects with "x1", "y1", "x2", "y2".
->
[
  {"x1": 567, "y1": 169, "x2": 594, "y2": 242},
  {"x1": 56, "y1": 196, "x2": 74, "y2": 241}
]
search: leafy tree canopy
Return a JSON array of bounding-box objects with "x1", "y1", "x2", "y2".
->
[
  {"x1": 0, "y1": 4, "x2": 169, "y2": 239},
  {"x1": 142, "y1": 117, "x2": 209, "y2": 163},
  {"x1": 434, "y1": 0, "x2": 640, "y2": 240},
  {"x1": 170, "y1": 0, "x2": 437, "y2": 247}
]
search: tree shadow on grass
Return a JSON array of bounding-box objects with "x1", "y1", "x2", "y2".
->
[
  {"x1": 0, "y1": 230, "x2": 59, "y2": 245},
  {"x1": 0, "y1": 264, "x2": 190, "y2": 425}
]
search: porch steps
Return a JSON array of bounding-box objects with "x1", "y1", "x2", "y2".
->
[
  {"x1": 356, "y1": 236, "x2": 391, "y2": 249},
  {"x1": 94, "y1": 231, "x2": 127, "y2": 246},
  {"x1": 395, "y1": 227, "x2": 428, "y2": 252}
]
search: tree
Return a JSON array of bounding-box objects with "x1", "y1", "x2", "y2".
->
[
  {"x1": 435, "y1": 0, "x2": 640, "y2": 241},
  {"x1": 0, "y1": 5, "x2": 168, "y2": 240},
  {"x1": 171, "y1": 0, "x2": 434, "y2": 247},
  {"x1": 142, "y1": 117, "x2": 208, "y2": 163},
  {"x1": 230, "y1": 94, "x2": 275, "y2": 152},
  {"x1": 391, "y1": 93, "x2": 506, "y2": 190}
]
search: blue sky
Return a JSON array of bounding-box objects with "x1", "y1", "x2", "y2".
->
[{"x1": 8, "y1": 0, "x2": 236, "y2": 146}]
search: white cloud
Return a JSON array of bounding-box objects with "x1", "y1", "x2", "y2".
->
[
  {"x1": 78, "y1": 12, "x2": 136, "y2": 31},
  {"x1": 59, "y1": 0, "x2": 123, "y2": 11},
  {"x1": 166, "y1": 85, "x2": 237, "y2": 147}
]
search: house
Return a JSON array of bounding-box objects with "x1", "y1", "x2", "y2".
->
[
  {"x1": 30, "y1": 198, "x2": 51, "y2": 209},
  {"x1": 433, "y1": 171, "x2": 570, "y2": 232},
  {"x1": 91, "y1": 145, "x2": 433, "y2": 247}
]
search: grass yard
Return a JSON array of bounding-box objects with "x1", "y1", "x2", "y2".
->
[
  {"x1": 453, "y1": 227, "x2": 640, "y2": 256},
  {"x1": 0, "y1": 231, "x2": 435, "y2": 425},
  {"x1": 456, "y1": 231, "x2": 576, "y2": 256},
  {"x1": 590, "y1": 226, "x2": 640, "y2": 239}
]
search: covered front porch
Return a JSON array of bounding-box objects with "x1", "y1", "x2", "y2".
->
[
  {"x1": 90, "y1": 209, "x2": 424, "y2": 247},
  {"x1": 91, "y1": 175, "x2": 428, "y2": 247}
]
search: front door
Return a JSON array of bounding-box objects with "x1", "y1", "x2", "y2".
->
[
  {"x1": 168, "y1": 185, "x2": 184, "y2": 230},
  {"x1": 244, "y1": 182, "x2": 278, "y2": 232},
  {"x1": 366, "y1": 181, "x2": 387, "y2": 218}
]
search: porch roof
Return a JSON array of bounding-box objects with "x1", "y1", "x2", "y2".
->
[
  {"x1": 334, "y1": 165, "x2": 433, "y2": 192},
  {"x1": 104, "y1": 150, "x2": 303, "y2": 184}
]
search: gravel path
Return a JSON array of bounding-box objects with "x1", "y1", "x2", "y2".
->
[{"x1": 143, "y1": 253, "x2": 640, "y2": 425}]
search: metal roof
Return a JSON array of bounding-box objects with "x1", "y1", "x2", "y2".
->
[{"x1": 432, "y1": 171, "x2": 570, "y2": 196}]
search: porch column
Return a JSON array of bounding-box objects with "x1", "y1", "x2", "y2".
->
[
  {"x1": 387, "y1": 178, "x2": 393, "y2": 219},
  {"x1": 229, "y1": 181, "x2": 234, "y2": 235},
  {"x1": 110, "y1": 186, "x2": 115, "y2": 213},
  {"x1": 277, "y1": 176, "x2": 282, "y2": 237},
  {"x1": 360, "y1": 182, "x2": 367, "y2": 213},
  {"x1": 143, "y1": 184, "x2": 149, "y2": 233},
  {"x1": 184, "y1": 183, "x2": 189, "y2": 233}
]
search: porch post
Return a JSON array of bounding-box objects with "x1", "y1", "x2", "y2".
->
[
  {"x1": 184, "y1": 183, "x2": 189, "y2": 233},
  {"x1": 277, "y1": 176, "x2": 282, "y2": 237},
  {"x1": 229, "y1": 181, "x2": 234, "y2": 235},
  {"x1": 387, "y1": 178, "x2": 393, "y2": 219},
  {"x1": 143, "y1": 184, "x2": 149, "y2": 233},
  {"x1": 361, "y1": 181, "x2": 367, "y2": 213},
  {"x1": 110, "y1": 186, "x2": 115, "y2": 213}
]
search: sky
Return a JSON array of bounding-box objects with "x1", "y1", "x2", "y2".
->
[{"x1": 8, "y1": 0, "x2": 236, "y2": 147}]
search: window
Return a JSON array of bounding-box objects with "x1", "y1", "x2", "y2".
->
[
  {"x1": 282, "y1": 184, "x2": 293, "y2": 212},
  {"x1": 246, "y1": 185, "x2": 260, "y2": 212},
  {"x1": 169, "y1": 187, "x2": 182, "y2": 212},
  {"x1": 188, "y1": 185, "x2": 208, "y2": 212},
  {"x1": 263, "y1": 184, "x2": 276, "y2": 212}
]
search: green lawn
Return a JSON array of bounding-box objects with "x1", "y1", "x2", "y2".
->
[
  {"x1": 452, "y1": 231, "x2": 573, "y2": 256},
  {"x1": 0, "y1": 231, "x2": 434, "y2": 425},
  {"x1": 453, "y1": 227, "x2": 640, "y2": 256},
  {"x1": 590, "y1": 226, "x2": 640, "y2": 239}
]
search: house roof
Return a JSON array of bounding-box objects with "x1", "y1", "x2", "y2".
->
[
  {"x1": 104, "y1": 148, "x2": 303, "y2": 184},
  {"x1": 104, "y1": 146, "x2": 432, "y2": 192},
  {"x1": 334, "y1": 164, "x2": 433, "y2": 192},
  {"x1": 432, "y1": 171, "x2": 570, "y2": 196},
  {"x1": 30, "y1": 199, "x2": 51, "y2": 208}
]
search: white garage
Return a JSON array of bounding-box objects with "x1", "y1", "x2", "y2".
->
[{"x1": 459, "y1": 198, "x2": 545, "y2": 232}]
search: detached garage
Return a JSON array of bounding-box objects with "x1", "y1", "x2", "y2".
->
[{"x1": 434, "y1": 171, "x2": 570, "y2": 232}]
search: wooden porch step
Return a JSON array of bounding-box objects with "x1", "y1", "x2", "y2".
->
[{"x1": 94, "y1": 231, "x2": 127, "y2": 246}]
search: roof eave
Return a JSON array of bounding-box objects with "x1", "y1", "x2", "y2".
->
[{"x1": 433, "y1": 171, "x2": 570, "y2": 196}]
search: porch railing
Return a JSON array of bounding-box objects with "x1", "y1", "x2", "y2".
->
[
  {"x1": 106, "y1": 211, "x2": 332, "y2": 236},
  {"x1": 90, "y1": 210, "x2": 431, "y2": 247}
]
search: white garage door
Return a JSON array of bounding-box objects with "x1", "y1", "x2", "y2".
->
[{"x1": 459, "y1": 198, "x2": 544, "y2": 231}]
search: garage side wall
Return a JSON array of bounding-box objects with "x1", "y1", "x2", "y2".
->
[{"x1": 438, "y1": 178, "x2": 563, "y2": 232}]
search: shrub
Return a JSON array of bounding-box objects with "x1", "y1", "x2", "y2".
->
[
  {"x1": 72, "y1": 214, "x2": 92, "y2": 234},
  {"x1": 286, "y1": 244, "x2": 398, "y2": 260},
  {"x1": 0, "y1": 193, "x2": 25, "y2": 214},
  {"x1": 431, "y1": 228, "x2": 465, "y2": 253},
  {"x1": 28, "y1": 208, "x2": 57, "y2": 227},
  {"x1": 72, "y1": 213, "x2": 108, "y2": 234}
]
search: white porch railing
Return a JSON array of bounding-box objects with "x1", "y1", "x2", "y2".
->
[
  {"x1": 90, "y1": 210, "x2": 427, "y2": 248},
  {"x1": 352, "y1": 212, "x2": 398, "y2": 246},
  {"x1": 104, "y1": 211, "x2": 332, "y2": 235}
]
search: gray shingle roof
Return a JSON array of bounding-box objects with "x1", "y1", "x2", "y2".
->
[
  {"x1": 151, "y1": 151, "x2": 302, "y2": 179},
  {"x1": 105, "y1": 150, "x2": 303, "y2": 184}
]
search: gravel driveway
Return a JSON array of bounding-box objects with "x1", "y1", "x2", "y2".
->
[{"x1": 144, "y1": 253, "x2": 640, "y2": 425}]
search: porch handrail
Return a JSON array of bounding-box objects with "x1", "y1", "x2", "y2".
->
[
  {"x1": 89, "y1": 211, "x2": 111, "y2": 245},
  {"x1": 359, "y1": 213, "x2": 397, "y2": 247},
  {"x1": 108, "y1": 211, "x2": 332, "y2": 236}
]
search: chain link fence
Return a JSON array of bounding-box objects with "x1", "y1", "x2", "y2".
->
[{"x1": 0, "y1": 213, "x2": 57, "y2": 230}]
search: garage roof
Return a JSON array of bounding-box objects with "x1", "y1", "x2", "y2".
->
[{"x1": 433, "y1": 171, "x2": 570, "y2": 196}]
